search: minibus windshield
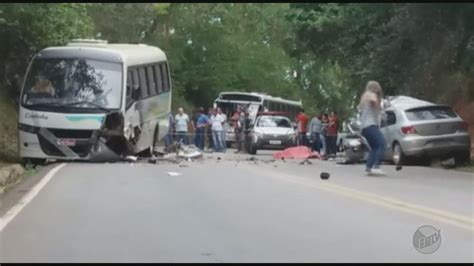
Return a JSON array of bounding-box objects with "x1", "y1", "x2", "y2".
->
[{"x1": 22, "y1": 58, "x2": 122, "y2": 111}]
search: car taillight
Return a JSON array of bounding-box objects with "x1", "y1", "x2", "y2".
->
[
  {"x1": 401, "y1": 125, "x2": 417, "y2": 135},
  {"x1": 459, "y1": 121, "x2": 469, "y2": 131}
]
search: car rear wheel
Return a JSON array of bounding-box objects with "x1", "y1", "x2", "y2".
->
[
  {"x1": 454, "y1": 150, "x2": 471, "y2": 166},
  {"x1": 392, "y1": 143, "x2": 405, "y2": 165}
]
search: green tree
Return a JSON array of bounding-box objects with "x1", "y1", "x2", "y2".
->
[{"x1": 0, "y1": 3, "x2": 94, "y2": 94}]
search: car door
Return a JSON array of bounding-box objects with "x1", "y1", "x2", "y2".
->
[{"x1": 381, "y1": 110, "x2": 397, "y2": 160}]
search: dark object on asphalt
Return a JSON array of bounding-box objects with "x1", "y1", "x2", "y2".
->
[
  {"x1": 217, "y1": 157, "x2": 221, "y2": 160},
  {"x1": 299, "y1": 159, "x2": 313, "y2": 165},
  {"x1": 396, "y1": 165, "x2": 402, "y2": 171},
  {"x1": 89, "y1": 141, "x2": 123, "y2": 162},
  {"x1": 320, "y1": 172, "x2": 330, "y2": 180},
  {"x1": 247, "y1": 156, "x2": 257, "y2": 161},
  {"x1": 148, "y1": 158, "x2": 158, "y2": 164},
  {"x1": 179, "y1": 164, "x2": 189, "y2": 168},
  {"x1": 337, "y1": 160, "x2": 354, "y2": 165}
]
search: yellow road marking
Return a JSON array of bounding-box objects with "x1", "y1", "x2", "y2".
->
[{"x1": 248, "y1": 164, "x2": 474, "y2": 232}]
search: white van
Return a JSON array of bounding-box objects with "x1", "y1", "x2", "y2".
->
[{"x1": 18, "y1": 39, "x2": 172, "y2": 164}]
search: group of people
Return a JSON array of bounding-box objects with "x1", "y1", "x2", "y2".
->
[
  {"x1": 164, "y1": 80, "x2": 388, "y2": 176},
  {"x1": 294, "y1": 109, "x2": 340, "y2": 160},
  {"x1": 296, "y1": 80, "x2": 389, "y2": 176},
  {"x1": 164, "y1": 105, "x2": 250, "y2": 154}
]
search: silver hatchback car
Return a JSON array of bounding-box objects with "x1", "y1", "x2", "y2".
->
[{"x1": 380, "y1": 96, "x2": 471, "y2": 165}]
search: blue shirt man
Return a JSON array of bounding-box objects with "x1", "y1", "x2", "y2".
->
[{"x1": 194, "y1": 111, "x2": 210, "y2": 150}]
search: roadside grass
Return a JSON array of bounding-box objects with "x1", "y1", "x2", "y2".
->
[{"x1": 0, "y1": 88, "x2": 20, "y2": 164}]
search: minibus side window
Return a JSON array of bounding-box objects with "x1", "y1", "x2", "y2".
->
[
  {"x1": 138, "y1": 67, "x2": 148, "y2": 98},
  {"x1": 154, "y1": 64, "x2": 163, "y2": 93},
  {"x1": 161, "y1": 63, "x2": 170, "y2": 92},
  {"x1": 126, "y1": 70, "x2": 133, "y2": 106},
  {"x1": 147, "y1": 65, "x2": 157, "y2": 96},
  {"x1": 131, "y1": 68, "x2": 140, "y2": 99}
]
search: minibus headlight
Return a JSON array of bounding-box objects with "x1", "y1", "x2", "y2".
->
[{"x1": 18, "y1": 123, "x2": 40, "y2": 134}]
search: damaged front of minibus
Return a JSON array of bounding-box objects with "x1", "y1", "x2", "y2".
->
[{"x1": 17, "y1": 42, "x2": 140, "y2": 164}]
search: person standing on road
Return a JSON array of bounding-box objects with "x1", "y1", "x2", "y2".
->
[
  {"x1": 321, "y1": 113, "x2": 329, "y2": 158},
  {"x1": 326, "y1": 111, "x2": 339, "y2": 160},
  {"x1": 359, "y1": 81, "x2": 386, "y2": 176},
  {"x1": 233, "y1": 105, "x2": 245, "y2": 153},
  {"x1": 192, "y1": 107, "x2": 204, "y2": 147},
  {"x1": 309, "y1": 114, "x2": 323, "y2": 153},
  {"x1": 295, "y1": 109, "x2": 309, "y2": 146},
  {"x1": 210, "y1": 108, "x2": 225, "y2": 152},
  {"x1": 206, "y1": 107, "x2": 214, "y2": 152},
  {"x1": 164, "y1": 112, "x2": 175, "y2": 153},
  {"x1": 240, "y1": 108, "x2": 252, "y2": 153},
  {"x1": 217, "y1": 107, "x2": 227, "y2": 152},
  {"x1": 175, "y1": 107, "x2": 190, "y2": 145},
  {"x1": 195, "y1": 108, "x2": 210, "y2": 151}
]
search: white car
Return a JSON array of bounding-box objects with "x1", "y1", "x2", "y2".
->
[{"x1": 247, "y1": 114, "x2": 297, "y2": 155}]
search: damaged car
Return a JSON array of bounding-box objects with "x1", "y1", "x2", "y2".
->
[{"x1": 17, "y1": 39, "x2": 173, "y2": 164}]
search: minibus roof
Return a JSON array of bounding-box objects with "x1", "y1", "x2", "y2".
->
[{"x1": 36, "y1": 41, "x2": 167, "y2": 65}]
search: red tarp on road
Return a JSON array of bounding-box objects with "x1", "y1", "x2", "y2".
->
[{"x1": 273, "y1": 146, "x2": 321, "y2": 160}]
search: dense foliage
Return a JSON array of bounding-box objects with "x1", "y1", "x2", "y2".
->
[{"x1": 1, "y1": 3, "x2": 473, "y2": 119}]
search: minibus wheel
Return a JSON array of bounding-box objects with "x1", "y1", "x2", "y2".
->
[{"x1": 149, "y1": 125, "x2": 160, "y2": 156}]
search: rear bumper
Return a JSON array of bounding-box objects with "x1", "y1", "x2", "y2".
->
[{"x1": 399, "y1": 133, "x2": 471, "y2": 157}]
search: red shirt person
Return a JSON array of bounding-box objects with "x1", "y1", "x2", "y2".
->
[{"x1": 295, "y1": 109, "x2": 310, "y2": 146}]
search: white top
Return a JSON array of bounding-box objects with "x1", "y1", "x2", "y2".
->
[
  {"x1": 360, "y1": 92, "x2": 383, "y2": 129},
  {"x1": 175, "y1": 113, "x2": 189, "y2": 132},
  {"x1": 211, "y1": 114, "x2": 225, "y2": 131}
]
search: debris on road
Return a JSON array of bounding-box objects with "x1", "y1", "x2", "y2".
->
[
  {"x1": 273, "y1": 146, "x2": 320, "y2": 160},
  {"x1": 247, "y1": 156, "x2": 257, "y2": 161},
  {"x1": 89, "y1": 140, "x2": 123, "y2": 162},
  {"x1": 299, "y1": 159, "x2": 313, "y2": 165},
  {"x1": 320, "y1": 172, "x2": 330, "y2": 180},
  {"x1": 177, "y1": 143, "x2": 203, "y2": 159},
  {"x1": 167, "y1": 172, "x2": 181, "y2": 176},
  {"x1": 125, "y1": 155, "x2": 138, "y2": 162},
  {"x1": 148, "y1": 158, "x2": 158, "y2": 164}
]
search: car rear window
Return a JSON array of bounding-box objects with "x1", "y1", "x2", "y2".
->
[{"x1": 405, "y1": 106, "x2": 457, "y2": 121}]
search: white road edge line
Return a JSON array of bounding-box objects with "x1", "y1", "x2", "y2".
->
[{"x1": 0, "y1": 163, "x2": 67, "y2": 232}]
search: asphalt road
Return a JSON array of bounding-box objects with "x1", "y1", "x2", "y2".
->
[{"x1": 1, "y1": 149, "x2": 473, "y2": 262}]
